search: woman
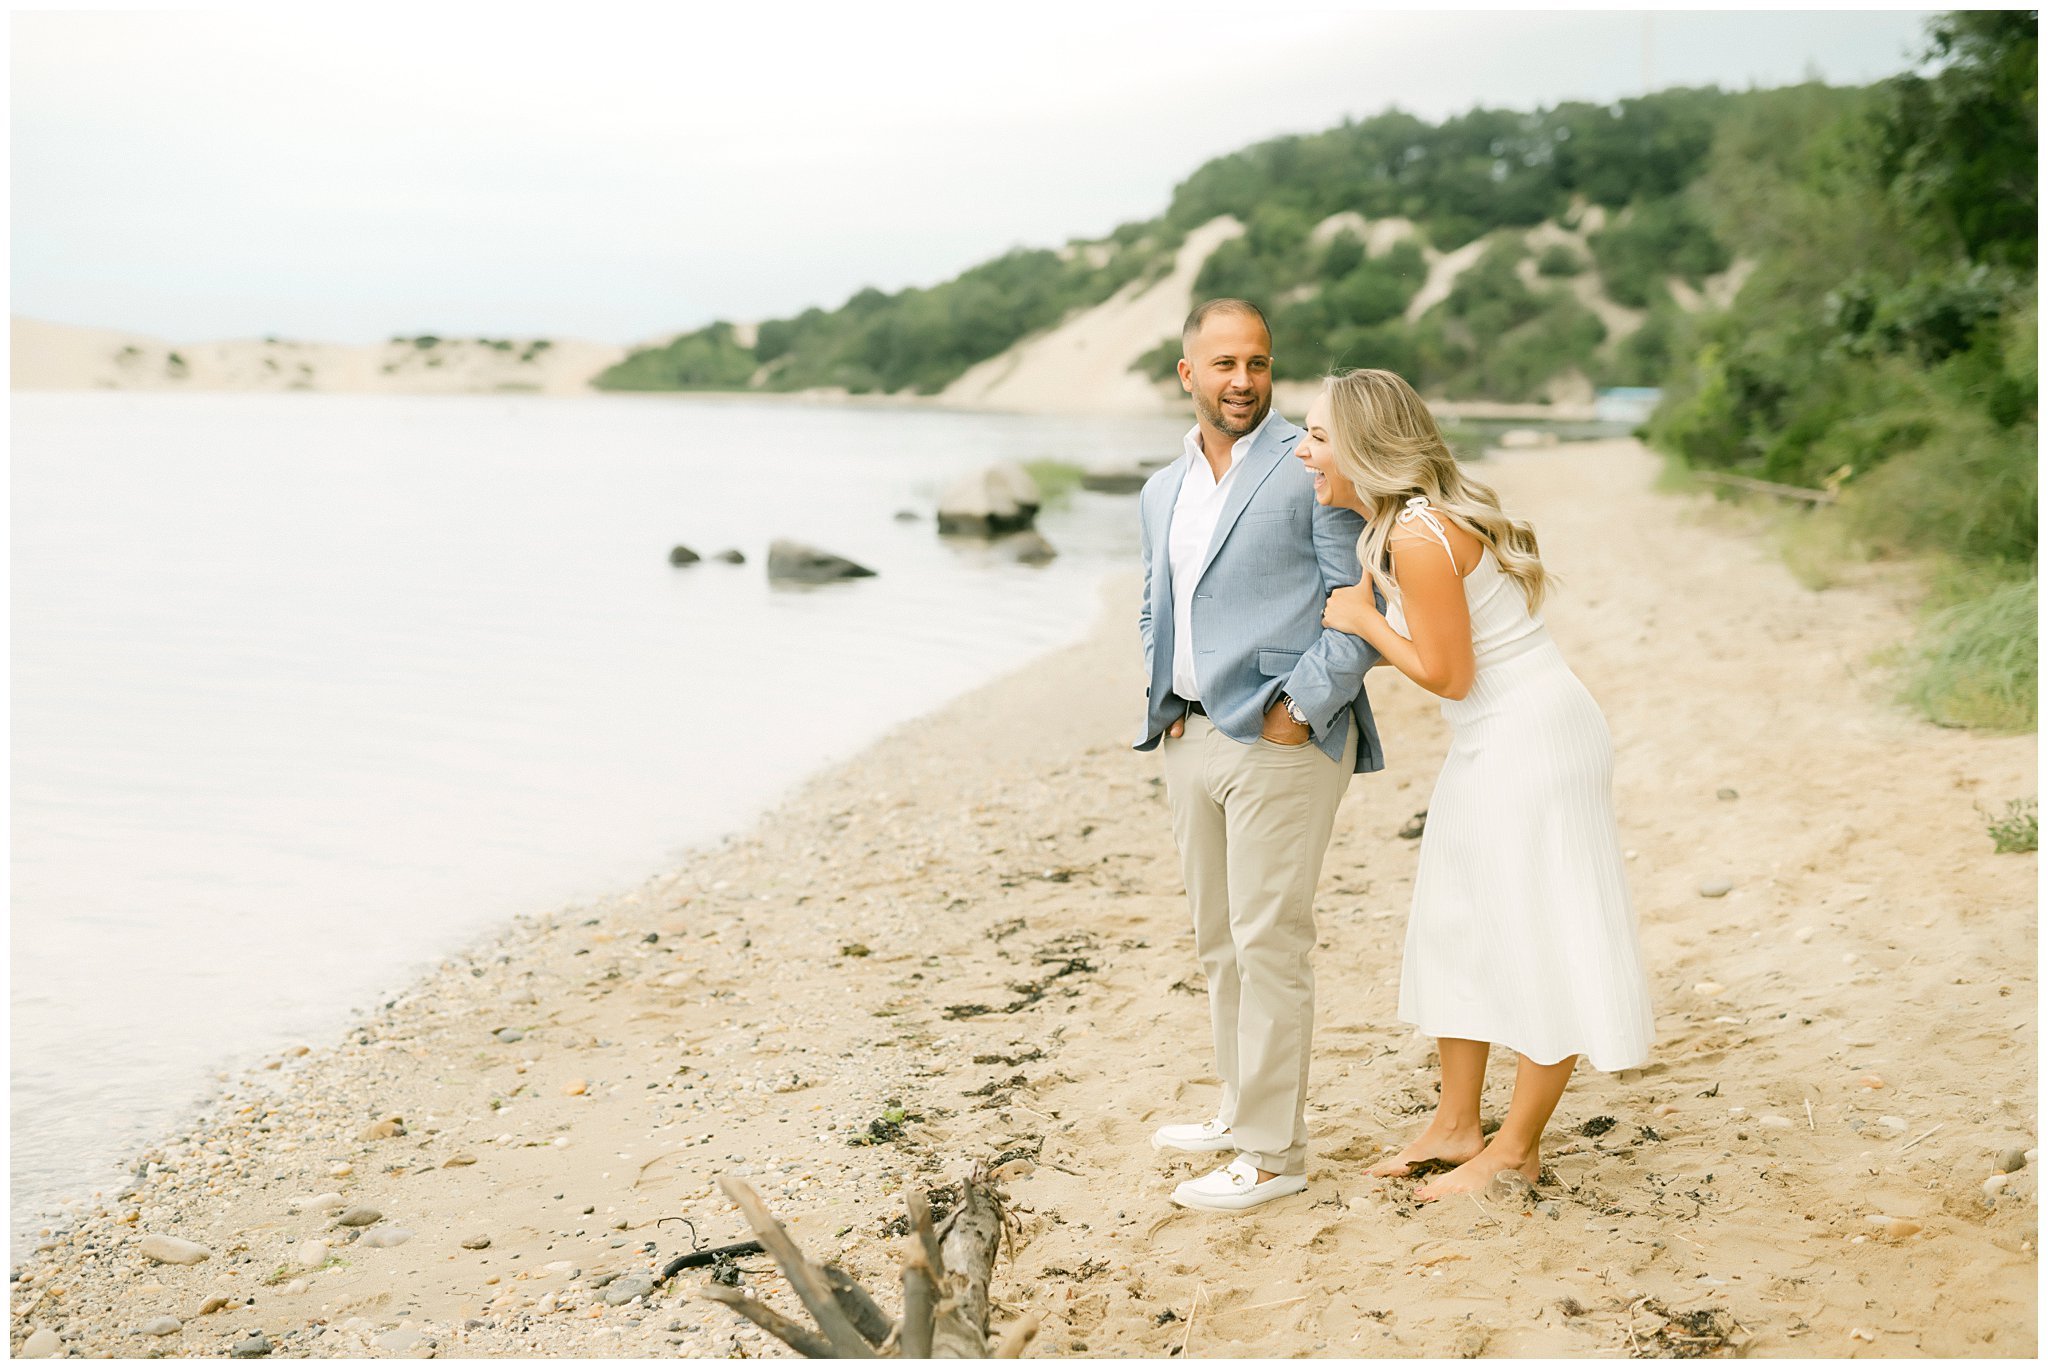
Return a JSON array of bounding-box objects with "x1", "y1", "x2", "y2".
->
[{"x1": 1301, "y1": 368, "x2": 1653, "y2": 1203}]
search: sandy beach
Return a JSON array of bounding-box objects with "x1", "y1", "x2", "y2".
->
[{"x1": 10, "y1": 437, "x2": 2036, "y2": 1359}]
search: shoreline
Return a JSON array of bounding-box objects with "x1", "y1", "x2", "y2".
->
[{"x1": 11, "y1": 438, "x2": 2035, "y2": 1358}]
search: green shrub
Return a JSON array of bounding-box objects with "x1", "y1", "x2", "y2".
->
[
  {"x1": 1979, "y1": 797, "x2": 2038, "y2": 853},
  {"x1": 1536, "y1": 244, "x2": 1586, "y2": 277}
]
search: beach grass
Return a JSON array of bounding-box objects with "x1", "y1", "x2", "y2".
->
[{"x1": 1897, "y1": 570, "x2": 2037, "y2": 733}]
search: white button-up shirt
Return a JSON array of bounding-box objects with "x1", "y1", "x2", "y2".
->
[{"x1": 1167, "y1": 409, "x2": 1276, "y2": 703}]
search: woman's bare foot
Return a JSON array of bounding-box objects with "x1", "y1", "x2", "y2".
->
[
  {"x1": 1366, "y1": 1121, "x2": 1484, "y2": 1177},
  {"x1": 1414, "y1": 1139, "x2": 1540, "y2": 1203}
]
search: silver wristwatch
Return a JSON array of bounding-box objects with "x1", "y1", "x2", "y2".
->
[{"x1": 1279, "y1": 693, "x2": 1308, "y2": 726}]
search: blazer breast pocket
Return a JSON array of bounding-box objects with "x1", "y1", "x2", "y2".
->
[{"x1": 1234, "y1": 506, "x2": 1304, "y2": 577}]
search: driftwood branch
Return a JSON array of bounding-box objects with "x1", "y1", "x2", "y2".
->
[
  {"x1": 824, "y1": 1263, "x2": 895, "y2": 1347},
  {"x1": 901, "y1": 1250, "x2": 938, "y2": 1359},
  {"x1": 701, "y1": 1170, "x2": 1014, "y2": 1358},
  {"x1": 1693, "y1": 470, "x2": 1839, "y2": 505},
  {"x1": 699, "y1": 1283, "x2": 838, "y2": 1358},
  {"x1": 717, "y1": 1175, "x2": 877, "y2": 1358},
  {"x1": 992, "y1": 1312, "x2": 1041, "y2": 1358},
  {"x1": 931, "y1": 1181, "x2": 1007, "y2": 1358}
]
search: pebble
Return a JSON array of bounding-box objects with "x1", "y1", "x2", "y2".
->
[
  {"x1": 141, "y1": 1317, "x2": 182, "y2": 1337},
  {"x1": 328, "y1": 1163, "x2": 352, "y2": 1179},
  {"x1": 333, "y1": 1206, "x2": 382, "y2": 1227},
  {"x1": 295, "y1": 1240, "x2": 329, "y2": 1270},
  {"x1": 991, "y1": 1158, "x2": 1036, "y2": 1182},
  {"x1": 293, "y1": 1192, "x2": 345, "y2": 1213},
  {"x1": 1865, "y1": 1214, "x2": 1921, "y2": 1239},
  {"x1": 1716, "y1": 787, "x2": 1739, "y2": 800},
  {"x1": 1654, "y1": 1104, "x2": 1680, "y2": 1117},
  {"x1": 1794, "y1": 926, "x2": 1816, "y2": 943},
  {"x1": 21, "y1": 1328, "x2": 60, "y2": 1358},
  {"x1": 138, "y1": 1233, "x2": 212, "y2": 1265},
  {"x1": 1983, "y1": 1174, "x2": 2010, "y2": 1199},
  {"x1": 496, "y1": 1028, "x2": 526, "y2": 1044},
  {"x1": 282, "y1": 1280, "x2": 308, "y2": 1296},
  {"x1": 1692, "y1": 981, "x2": 1725, "y2": 997},
  {"x1": 1997, "y1": 1147, "x2": 2027, "y2": 1173},
  {"x1": 462, "y1": 1235, "x2": 493, "y2": 1250},
  {"x1": 563, "y1": 1079, "x2": 588, "y2": 1097},
  {"x1": 1759, "y1": 1115, "x2": 1794, "y2": 1131},
  {"x1": 1876, "y1": 1116, "x2": 1908, "y2": 1134},
  {"x1": 198, "y1": 1296, "x2": 233, "y2": 1316},
  {"x1": 1856, "y1": 1074, "x2": 1885, "y2": 1090},
  {"x1": 510, "y1": 989, "x2": 539, "y2": 1006},
  {"x1": 444, "y1": 1153, "x2": 479, "y2": 1168},
  {"x1": 359, "y1": 1226, "x2": 415, "y2": 1249},
  {"x1": 602, "y1": 1274, "x2": 656, "y2": 1306},
  {"x1": 359, "y1": 1117, "x2": 405, "y2": 1141},
  {"x1": 230, "y1": 1332, "x2": 272, "y2": 1358},
  {"x1": 1698, "y1": 881, "x2": 1732, "y2": 899}
]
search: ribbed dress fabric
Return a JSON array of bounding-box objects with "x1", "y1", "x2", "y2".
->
[{"x1": 1385, "y1": 500, "x2": 1654, "y2": 1072}]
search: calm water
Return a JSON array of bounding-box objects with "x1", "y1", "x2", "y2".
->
[{"x1": 10, "y1": 392, "x2": 1181, "y2": 1242}]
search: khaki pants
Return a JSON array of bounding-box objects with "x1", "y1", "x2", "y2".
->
[{"x1": 1161, "y1": 713, "x2": 1355, "y2": 1175}]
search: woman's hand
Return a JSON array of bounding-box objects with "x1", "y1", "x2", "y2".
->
[{"x1": 1322, "y1": 584, "x2": 1382, "y2": 637}]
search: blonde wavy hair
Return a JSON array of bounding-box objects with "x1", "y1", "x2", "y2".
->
[{"x1": 1321, "y1": 368, "x2": 1551, "y2": 614}]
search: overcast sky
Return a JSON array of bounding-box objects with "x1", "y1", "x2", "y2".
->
[{"x1": 13, "y1": 5, "x2": 1939, "y2": 345}]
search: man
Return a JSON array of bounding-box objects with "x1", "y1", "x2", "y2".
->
[{"x1": 1135, "y1": 298, "x2": 1383, "y2": 1212}]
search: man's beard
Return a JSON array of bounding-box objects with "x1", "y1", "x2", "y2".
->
[{"x1": 1197, "y1": 386, "x2": 1269, "y2": 439}]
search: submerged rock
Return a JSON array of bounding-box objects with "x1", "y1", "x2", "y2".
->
[
  {"x1": 667, "y1": 545, "x2": 701, "y2": 567},
  {"x1": 766, "y1": 540, "x2": 877, "y2": 584}
]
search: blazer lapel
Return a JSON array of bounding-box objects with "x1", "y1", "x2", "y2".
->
[
  {"x1": 1154, "y1": 457, "x2": 1192, "y2": 614},
  {"x1": 1193, "y1": 418, "x2": 1301, "y2": 588}
]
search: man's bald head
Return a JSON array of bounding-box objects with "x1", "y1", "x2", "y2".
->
[{"x1": 1182, "y1": 298, "x2": 1271, "y2": 352}]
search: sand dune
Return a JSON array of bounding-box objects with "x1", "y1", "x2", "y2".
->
[
  {"x1": 10, "y1": 317, "x2": 624, "y2": 395},
  {"x1": 936, "y1": 217, "x2": 1245, "y2": 417}
]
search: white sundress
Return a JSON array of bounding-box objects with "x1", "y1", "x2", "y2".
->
[{"x1": 1384, "y1": 498, "x2": 1653, "y2": 1071}]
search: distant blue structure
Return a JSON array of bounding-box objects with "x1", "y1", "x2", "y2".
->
[{"x1": 1594, "y1": 387, "x2": 1662, "y2": 426}]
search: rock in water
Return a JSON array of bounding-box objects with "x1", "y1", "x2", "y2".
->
[
  {"x1": 1002, "y1": 531, "x2": 1058, "y2": 565},
  {"x1": 667, "y1": 545, "x2": 701, "y2": 567},
  {"x1": 21, "y1": 1328, "x2": 60, "y2": 1357},
  {"x1": 1078, "y1": 466, "x2": 1151, "y2": 494},
  {"x1": 713, "y1": 549, "x2": 745, "y2": 564},
  {"x1": 766, "y1": 540, "x2": 877, "y2": 584},
  {"x1": 138, "y1": 1234, "x2": 212, "y2": 1265},
  {"x1": 936, "y1": 463, "x2": 1042, "y2": 535},
  {"x1": 602, "y1": 1273, "x2": 656, "y2": 1306},
  {"x1": 892, "y1": 509, "x2": 920, "y2": 522}
]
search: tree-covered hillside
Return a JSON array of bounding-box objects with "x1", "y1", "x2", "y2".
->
[{"x1": 596, "y1": 84, "x2": 1759, "y2": 400}]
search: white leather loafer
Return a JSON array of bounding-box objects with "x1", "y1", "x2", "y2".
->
[
  {"x1": 1170, "y1": 1157, "x2": 1308, "y2": 1212},
  {"x1": 1150, "y1": 1118, "x2": 1236, "y2": 1153}
]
